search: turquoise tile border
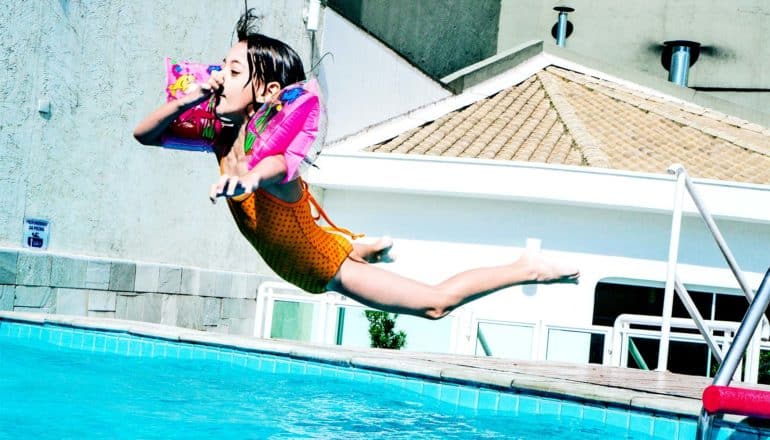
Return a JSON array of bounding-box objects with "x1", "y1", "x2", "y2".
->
[
  {"x1": 1, "y1": 319, "x2": 767, "y2": 440},
  {"x1": 498, "y1": 393, "x2": 519, "y2": 413},
  {"x1": 477, "y1": 389, "x2": 498, "y2": 411},
  {"x1": 561, "y1": 400, "x2": 583, "y2": 419}
]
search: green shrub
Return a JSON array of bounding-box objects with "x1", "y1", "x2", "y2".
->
[
  {"x1": 365, "y1": 311, "x2": 406, "y2": 349},
  {"x1": 760, "y1": 350, "x2": 770, "y2": 384},
  {"x1": 710, "y1": 350, "x2": 770, "y2": 384}
]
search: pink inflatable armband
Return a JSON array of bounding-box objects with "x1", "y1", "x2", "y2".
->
[
  {"x1": 161, "y1": 58, "x2": 222, "y2": 151},
  {"x1": 245, "y1": 79, "x2": 325, "y2": 182}
]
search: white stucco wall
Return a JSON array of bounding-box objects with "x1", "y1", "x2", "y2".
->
[
  {"x1": 318, "y1": 185, "x2": 770, "y2": 352},
  {"x1": 309, "y1": 149, "x2": 770, "y2": 338},
  {"x1": 319, "y1": 9, "x2": 451, "y2": 141}
]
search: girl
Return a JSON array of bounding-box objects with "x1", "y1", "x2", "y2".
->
[{"x1": 134, "y1": 11, "x2": 579, "y2": 320}]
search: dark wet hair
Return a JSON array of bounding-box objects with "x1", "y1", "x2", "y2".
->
[{"x1": 236, "y1": 9, "x2": 306, "y2": 94}]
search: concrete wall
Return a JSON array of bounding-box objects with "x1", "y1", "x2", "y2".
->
[
  {"x1": 497, "y1": 0, "x2": 770, "y2": 115},
  {"x1": 328, "y1": 0, "x2": 501, "y2": 79},
  {"x1": 0, "y1": 1, "x2": 314, "y2": 272},
  {"x1": 320, "y1": 9, "x2": 450, "y2": 141},
  {"x1": 0, "y1": 1, "x2": 456, "y2": 339},
  {"x1": 0, "y1": 248, "x2": 263, "y2": 336},
  {"x1": 0, "y1": 1, "x2": 451, "y2": 270}
]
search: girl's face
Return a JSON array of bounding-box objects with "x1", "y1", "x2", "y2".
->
[{"x1": 216, "y1": 42, "x2": 276, "y2": 123}]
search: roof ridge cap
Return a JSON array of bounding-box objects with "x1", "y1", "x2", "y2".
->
[
  {"x1": 536, "y1": 70, "x2": 610, "y2": 168},
  {"x1": 546, "y1": 67, "x2": 770, "y2": 156}
]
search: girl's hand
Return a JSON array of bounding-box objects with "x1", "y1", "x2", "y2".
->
[
  {"x1": 209, "y1": 173, "x2": 261, "y2": 203},
  {"x1": 182, "y1": 70, "x2": 225, "y2": 107}
]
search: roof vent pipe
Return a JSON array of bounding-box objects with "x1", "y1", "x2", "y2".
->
[
  {"x1": 552, "y1": 6, "x2": 574, "y2": 47},
  {"x1": 663, "y1": 40, "x2": 701, "y2": 87}
]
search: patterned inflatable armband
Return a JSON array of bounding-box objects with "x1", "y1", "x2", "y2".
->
[
  {"x1": 161, "y1": 58, "x2": 222, "y2": 151},
  {"x1": 245, "y1": 79, "x2": 326, "y2": 183}
]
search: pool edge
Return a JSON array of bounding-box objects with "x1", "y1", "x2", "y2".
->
[{"x1": 0, "y1": 311, "x2": 710, "y2": 420}]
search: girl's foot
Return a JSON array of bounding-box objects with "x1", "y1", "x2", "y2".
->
[
  {"x1": 520, "y1": 250, "x2": 579, "y2": 284},
  {"x1": 365, "y1": 236, "x2": 395, "y2": 263}
]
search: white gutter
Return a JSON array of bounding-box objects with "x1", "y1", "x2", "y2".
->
[{"x1": 307, "y1": 152, "x2": 770, "y2": 225}]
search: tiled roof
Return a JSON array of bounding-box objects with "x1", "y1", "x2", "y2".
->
[{"x1": 367, "y1": 66, "x2": 770, "y2": 185}]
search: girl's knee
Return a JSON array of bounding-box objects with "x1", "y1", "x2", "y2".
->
[
  {"x1": 423, "y1": 288, "x2": 455, "y2": 320},
  {"x1": 424, "y1": 307, "x2": 450, "y2": 320}
]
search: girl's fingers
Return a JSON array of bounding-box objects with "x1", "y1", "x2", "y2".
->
[
  {"x1": 210, "y1": 70, "x2": 224, "y2": 82},
  {"x1": 208, "y1": 72, "x2": 224, "y2": 94},
  {"x1": 210, "y1": 174, "x2": 231, "y2": 203},
  {"x1": 210, "y1": 174, "x2": 257, "y2": 203},
  {"x1": 210, "y1": 78, "x2": 222, "y2": 94},
  {"x1": 226, "y1": 176, "x2": 241, "y2": 196},
  {"x1": 209, "y1": 183, "x2": 218, "y2": 203}
]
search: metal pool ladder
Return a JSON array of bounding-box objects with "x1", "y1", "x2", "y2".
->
[
  {"x1": 696, "y1": 268, "x2": 770, "y2": 439},
  {"x1": 660, "y1": 165, "x2": 770, "y2": 439}
]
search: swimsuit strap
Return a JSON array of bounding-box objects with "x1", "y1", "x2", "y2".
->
[{"x1": 301, "y1": 179, "x2": 364, "y2": 240}]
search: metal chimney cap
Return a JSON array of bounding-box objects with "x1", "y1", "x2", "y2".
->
[
  {"x1": 661, "y1": 40, "x2": 702, "y2": 71},
  {"x1": 663, "y1": 40, "x2": 701, "y2": 49},
  {"x1": 553, "y1": 6, "x2": 575, "y2": 12}
]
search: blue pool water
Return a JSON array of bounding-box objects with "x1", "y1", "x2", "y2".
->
[{"x1": 0, "y1": 321, "x2": 761, "y2": 439}]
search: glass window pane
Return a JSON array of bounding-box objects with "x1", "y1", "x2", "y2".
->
[
  {"x1": 270, "y1": 300, "x2": 317, "y2": 342},
  {"x1": 476, "y1": 322, "x2": 533, "y2": 360},
  {"x1": 336, "y1": 307, "x2": 452, "y2": 353},
  {"x1": 546, "y1": 329, "x2": 591, "y2": 363}
]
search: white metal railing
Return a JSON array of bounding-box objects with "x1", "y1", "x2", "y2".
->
[
  {"x1": 254, "y1": 281, "x2": 769, "y2": 380},
  {"x1": 660, "y1": 164, "x2": 768, "y2": 372},
  {"x1": 255, "y1": 281, "x2": 465, "y2": 352},
  {"x1": 616, "y1": 314, "x2": 731, "y2": 376},
  {"x1": 254, "y1": 281, "x2": 361, "y2": 345},
  {"x1": 255, "y1": 281, "x2": 615, "y2": 363},
  {"x1": 612, "y1": 313, "x2": 770, "y2": 382}
]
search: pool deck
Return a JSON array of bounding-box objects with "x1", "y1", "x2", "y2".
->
[{"x1": 3, "y1": 310, "x2": 769, "y2": 420}]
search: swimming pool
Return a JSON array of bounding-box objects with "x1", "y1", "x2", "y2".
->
[{"x1": 0, "y1": 316, "x2": 765, "y2": 439}]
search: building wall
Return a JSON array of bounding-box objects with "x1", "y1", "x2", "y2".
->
[
  {"x1": 319, "y1": 9, "x2": 451, "y2": 141},
  {"x1": 0, "y1": 248, "x2": 262, "y2": 336},
  {"x1": 0, "y1": 0, "x2": 276, "y2": 270},
  {"x1": 328, "y1": 0, "x2": 501, "y2": 79},
  {"x1": 320, "y1": 188, "x2": 770, "y2": 331},
  {"x1": 0, "y1": 1, "x2": 452, "y2": 270},
  {"x1": 497, "y1": 0, "x2": 770, "y2": 115}
]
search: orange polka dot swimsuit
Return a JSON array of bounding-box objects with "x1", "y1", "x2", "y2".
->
[{"x1": 225, "y1": 177, "x2": 362, "y2": 293}]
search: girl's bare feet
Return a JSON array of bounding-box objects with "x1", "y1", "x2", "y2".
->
[
  {"x1": 519, "y1": 250, "x2": 579, "y2": 284},
  {"x1": 366, "y1": 236, "x2": 395, "y2": 263},
  {"x1": 352, "y1": 236, "x2": 396, "y2": 263}
]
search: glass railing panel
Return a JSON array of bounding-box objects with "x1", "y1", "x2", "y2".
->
[{"x1": 475, "y1": 321, "x2": 534, "y2": 360}]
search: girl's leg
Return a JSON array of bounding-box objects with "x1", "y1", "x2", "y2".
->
[
  {"x1": 351, "y1": 236, "x2": 394, "y2": 263},
  {"x1": 327, "y1": 251, "x2": 578, "y2": 320}
]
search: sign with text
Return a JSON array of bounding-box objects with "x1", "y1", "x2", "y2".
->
[{"x1": 23, "y1": 218, "x2": 50, "y2": 250}]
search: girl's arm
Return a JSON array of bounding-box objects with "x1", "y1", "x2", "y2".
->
[
  {"x1": 247, "y1": 153, "x2": 289, "y2": 186},
  {"x1": 210, "y1": 154, "x2": 289, "y2": 202},
  {"x1": 133, "y1": 73, "x2": 223, "y2": 146}
]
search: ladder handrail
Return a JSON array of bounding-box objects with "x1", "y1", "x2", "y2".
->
[
  {"x1": 659, "y1": 164, "x2": 767, "y2": 372},
  {"x1": 697, "y1": 267, "x2": 770, "y2": 439},
  {"x1": 674, "y1": 276, "x2": 725, "y2": 363},
  {"x1": 711, "y1": 268, "x2": 770, "y2": 387},
  {"x1": 669, "y1": 165, "x2": 759, "y2": 303}
]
